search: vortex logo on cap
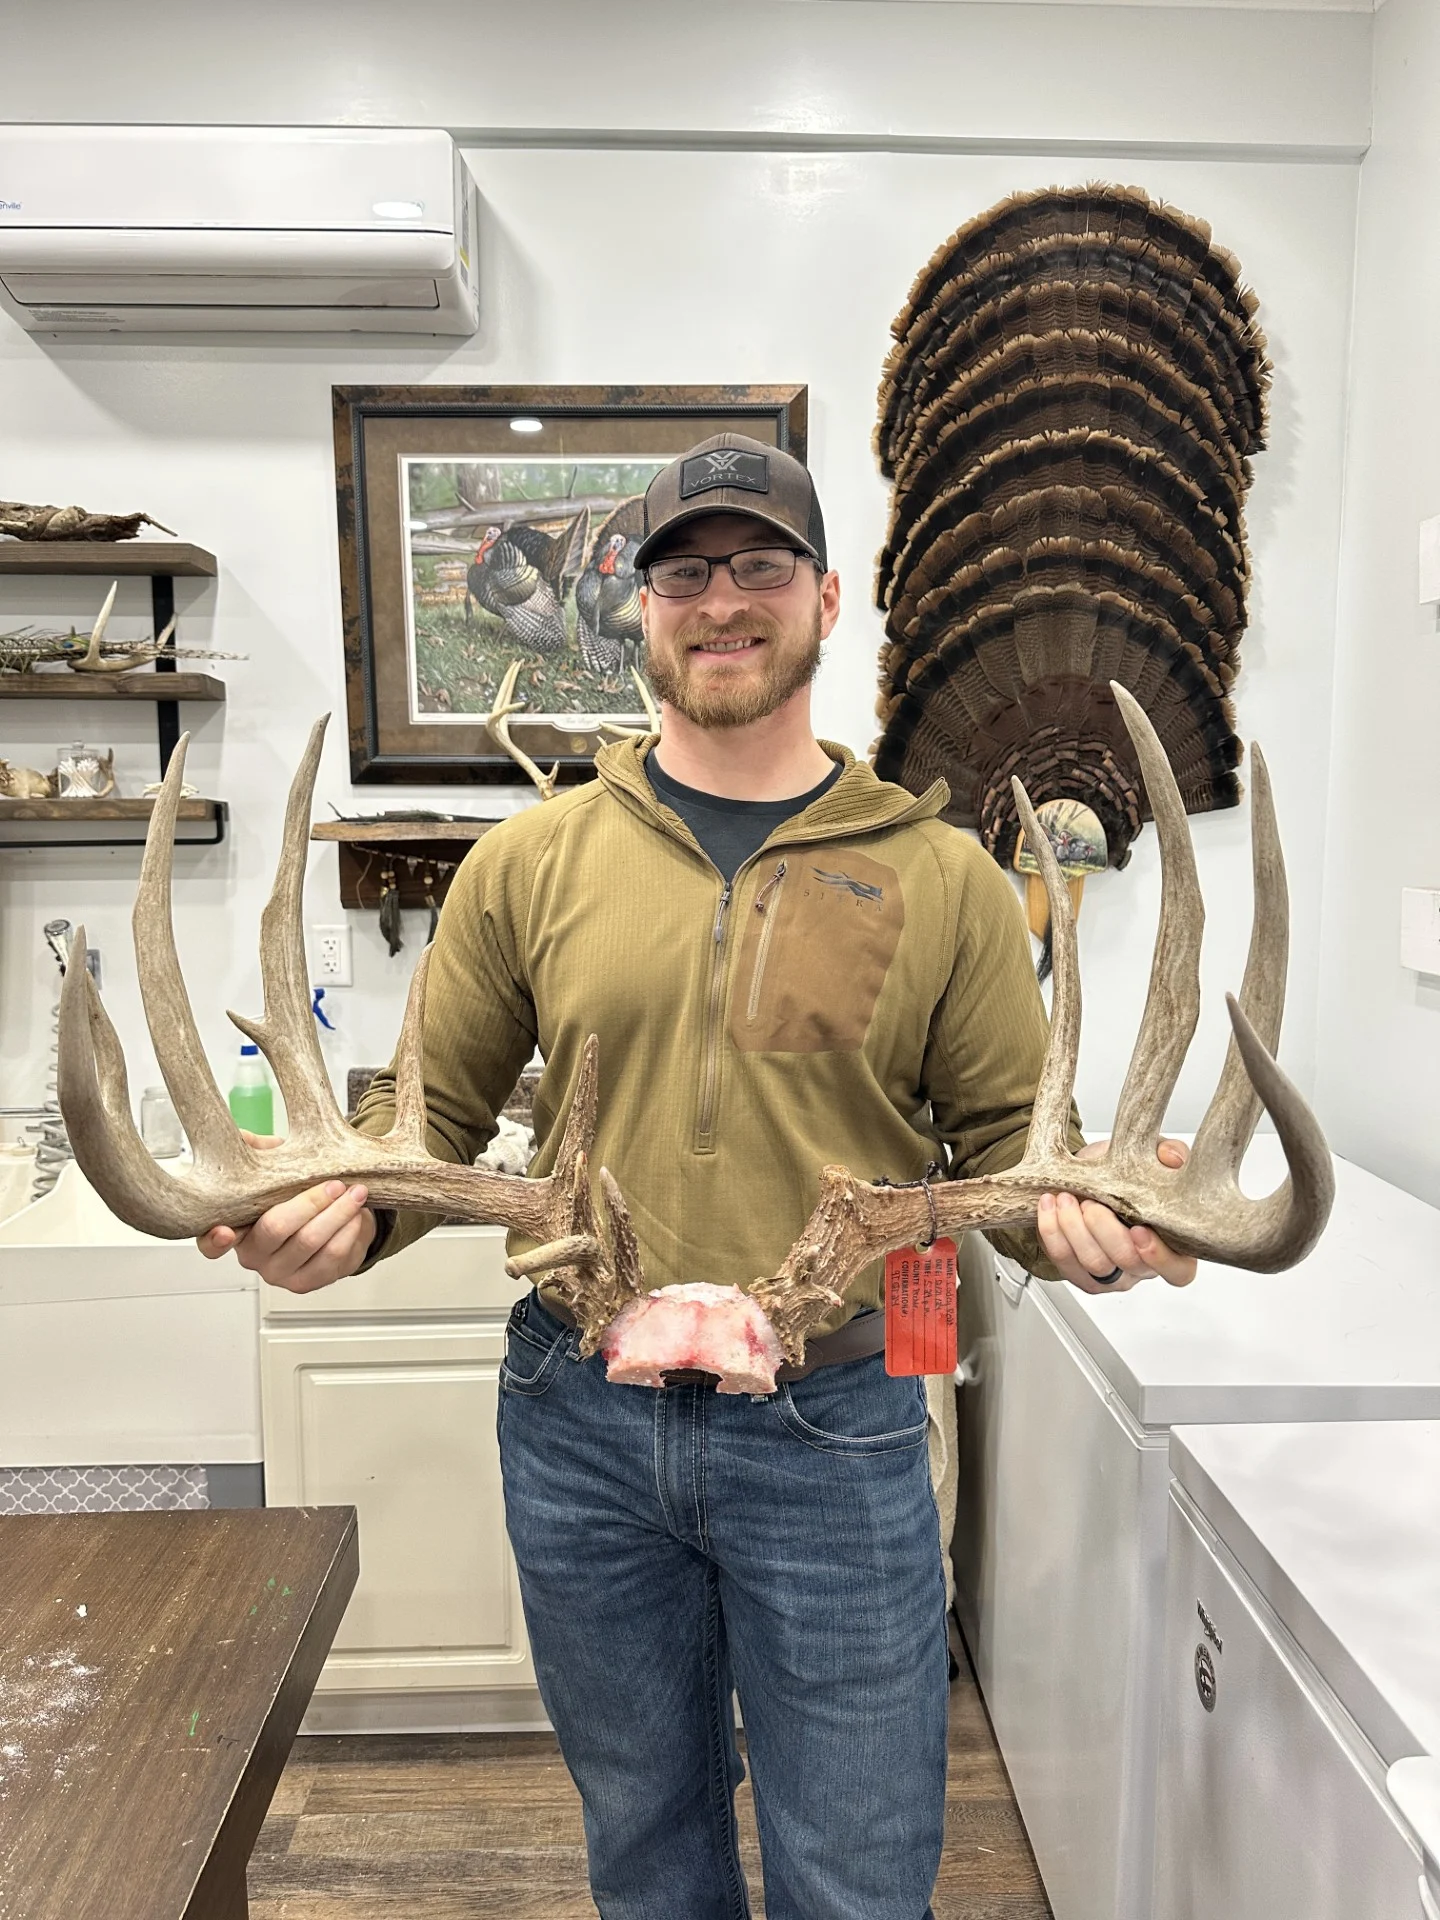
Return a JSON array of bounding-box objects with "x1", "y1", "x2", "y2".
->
[{"x1": 680, "y1": 449, "x2": 770, "y2": 498}]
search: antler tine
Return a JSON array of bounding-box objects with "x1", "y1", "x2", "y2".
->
[
  {"x1": 78, "y1": 581, "x2": 118, "y2": 667},
  {"x1": 228, "y1": 715, "x2": 351, "y2": 1148},
  {"x1": 550, "y1": 1033, "x2": 600, "y2": 1192},
  {"x1": 499, "y1": 1039, "x2": 603, "y2": 1287},
  {"x1": 380, "y1": 945, "x2": 434, "y2": 1154},
  {"x1": 599, "y1": 669, "x2": 662, "y2": 742},
  {"x1": 1188, "y1": 746, "x2": 1286, "y2": 1183},
  {"x1": 1106, "y1": 681, "x2": 1203, "y2": 1167},
  {"x1": 133, "y1": 732, "x2": 248, "y2": 1172},
  {"x1": 503, "y1": 1159, "x2": 649, "y2": 1359},
  {"x1": 1011, "y1": 775, "x2": 1081, "y2": 1164},
  {"x1": 485, "y1": 662, "x2": 559, "y2": 800},
  {"x1": 57, "y1": 927, "x2": 195, "y2": 1239},
  {"x1": 1214, "y1": 992, "x2": 1334, "y2": 1269},
  {"x1": 631, "y1": 667, "x2": 660, "y2": 733}
]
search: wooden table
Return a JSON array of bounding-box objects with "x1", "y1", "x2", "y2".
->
[{"x1": 0, "y1": 1506, "x2": 357, "y2": 1919}]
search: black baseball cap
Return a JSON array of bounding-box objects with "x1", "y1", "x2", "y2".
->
[{"x1": 634, "y1": 432, "x2": 828, "y2": 571}]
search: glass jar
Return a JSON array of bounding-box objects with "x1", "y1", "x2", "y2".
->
[
  {"x1": 55, "y1": 742, "x2": 118, "y2": 799},
  {"x1": 139, "y1": 1086, "x2": 184, "y2": 1158}
]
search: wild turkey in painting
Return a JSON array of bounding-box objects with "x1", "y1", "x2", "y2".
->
[
  {"x1": 573, "y1": 496, "x2": 646, "y2": 678},
  {"x1": 575, "y1": 532, "x2": 643, "y2": 676},
  {"x1": 871, "y1": 184, "x2": 1272, "y2": 882},
  {"x1": 466, "y1": 519, "x2": 581, "y2": 657}
]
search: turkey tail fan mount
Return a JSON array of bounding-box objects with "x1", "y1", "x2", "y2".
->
[{"x1": 871, "y1": 183, "x2": 1272, "y2": 889}]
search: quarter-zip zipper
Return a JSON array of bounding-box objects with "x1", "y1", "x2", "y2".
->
[
  {"x1": 696, "y1": 880, "x2": 733, "y2": 1147},
  {"x1": 746, "y1": 861, "x2": 788, "y2": 1023}
]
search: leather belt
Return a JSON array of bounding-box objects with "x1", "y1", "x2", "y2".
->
[{"x1": 535, "y1": 1292, "x2": 886, "y2": 1388}]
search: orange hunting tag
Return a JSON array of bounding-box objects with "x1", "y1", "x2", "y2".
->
[{"x1": 884, "y1": 1238, "x2": 959, "y2": 1375}]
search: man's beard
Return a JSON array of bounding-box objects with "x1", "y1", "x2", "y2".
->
[{"x1": 643, "y1": 606, "x2": 824, "y2": 729}]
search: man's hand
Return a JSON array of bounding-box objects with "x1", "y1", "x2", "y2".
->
[
  {"x1": 1035, "y1": 1138, "x2": 1198, "y2": 1294},
  {"x1": 195, "y1": 1131, "x2": 377, "y2": 1294}
]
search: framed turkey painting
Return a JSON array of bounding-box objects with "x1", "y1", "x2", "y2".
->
[{"x1": 334, "y1": 383, "x2": 809, "y2": 784}]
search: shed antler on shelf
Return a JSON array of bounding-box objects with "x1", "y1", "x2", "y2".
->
[
  {"x1": 55, "y1": 714, "x2": 646, "y2": 1352},
  {"x1": 748, "y1": 682, "x2": 1334, "y2": 1362}
]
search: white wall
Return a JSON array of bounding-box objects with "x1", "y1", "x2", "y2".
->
[
  {"x1": 0, "y1": 2, "x2": 1364, "y2": 1151},
  {"x1": 1317, "y1": 0, "x2": 1440, "y2": 1204},
  {"x1": 0, "y1": 1, "x2": 1372, "y2": 154}
]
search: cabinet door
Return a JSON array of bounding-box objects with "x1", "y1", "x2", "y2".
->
[
  {"x1": 1155, "y1": 1489, "x2": 1421, "y2": 1920},
  {"x1": 261, "y1": 1320, "x2": 533, "y2": 1693},
  {"x1": 955, "y1": 1263, "x2": 1170, "y2": 1920}
]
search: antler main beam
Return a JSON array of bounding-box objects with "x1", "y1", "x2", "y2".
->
[
  {"x1": 751, "y1": 682, "x2": 1334, "y2": 1363},
  {"x1": 56, "y1": 717, "x2": 642, "y2": 1351}
]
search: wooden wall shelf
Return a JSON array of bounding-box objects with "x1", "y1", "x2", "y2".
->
[
  {"x1": 0, "y1": 542, "x2": 222, "y2": 778},
  {"x1": 0, "y1": 671, "x2": 226, "y2": 701},
  {"x1": 311, "y1": 819, "x2": 499, "y2": 909},
  {"x1": 310, "y1": 819, "x2": 498, "y2": 845},
  {"x1": 0, "y1": 541, "x2": 217, "y2": 577},
  {"x1": 0, "y1": 796, "x2": 228, "y2": 848}
]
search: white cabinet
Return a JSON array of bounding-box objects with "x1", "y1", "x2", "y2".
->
[
  {"x1": 260, "y1": 1224, "x2": 541, "y2": 1731},
  {"x1": 261, "y1": 1317, "x2": 532, "y2": 1693},
  {"x1": 1154, "y1": 1423, "x2": 1440, "y2": 1920}
]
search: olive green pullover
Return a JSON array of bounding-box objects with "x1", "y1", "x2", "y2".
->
[{"x1": 353, "y1": 735, "x2": 1078, "y2": 1328}]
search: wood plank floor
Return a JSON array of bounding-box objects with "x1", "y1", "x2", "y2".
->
[{"x1": 249, "y1": 1637, "x2": 1052, "y2": 1919}]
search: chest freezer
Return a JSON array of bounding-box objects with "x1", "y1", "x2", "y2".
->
[
  {"x1": 954, "y1": 1139, "x2": 1440, "y2": 1920},
  {"x1": 1155, "y1": 1420, "x2": 1440, "y2": 1920}
]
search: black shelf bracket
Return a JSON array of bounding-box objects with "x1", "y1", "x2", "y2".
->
[{"x1": 151, "y1": 572, "x2": 180, "y2": 776}]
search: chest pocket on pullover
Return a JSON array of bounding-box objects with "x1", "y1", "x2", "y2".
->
[{"x1": 730, "y1": 848, "x2": 905, "y2": 1054}]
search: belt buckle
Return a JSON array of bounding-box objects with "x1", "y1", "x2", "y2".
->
[{"x1": 660, "y1": 1368, "x2": 720, "y2": 1390}]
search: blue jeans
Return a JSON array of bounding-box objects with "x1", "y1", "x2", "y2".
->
[{"x1": 497, "y1": 1289, "x2": 949, "y2": 1920}]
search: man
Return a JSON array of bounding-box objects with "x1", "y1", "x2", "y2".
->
[{"x1": 200, "y1": 434, "x2": 1193, "y2": 1920}]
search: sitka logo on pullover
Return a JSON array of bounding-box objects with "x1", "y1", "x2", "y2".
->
[{"x1": 811, "y1": 866, "x2": 885, "y2": 904}]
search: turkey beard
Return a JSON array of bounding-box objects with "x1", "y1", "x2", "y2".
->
[{"x1": 600, "y1": 1283, "x2": 785, "y2": 1395}]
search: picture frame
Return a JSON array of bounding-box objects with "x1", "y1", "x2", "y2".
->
[{"x1": 334, "y1": 383, "x2": 809, "y2": 785}]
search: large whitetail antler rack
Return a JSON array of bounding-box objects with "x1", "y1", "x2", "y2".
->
[
  {"x1": 56, "y1": 715, "x2": 646, "y2": 1352},
  {"x1": 748, "y1": 682, "x2": 1334, "y2": 1363}
]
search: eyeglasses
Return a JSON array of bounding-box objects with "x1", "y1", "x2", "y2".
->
[{"x1": 644, "y1": 546, "x2": 814, "y2": 599}]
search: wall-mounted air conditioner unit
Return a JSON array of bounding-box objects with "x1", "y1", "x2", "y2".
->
[{"x1": 0, "y1": 125, "x2": 479, "y2": 335}]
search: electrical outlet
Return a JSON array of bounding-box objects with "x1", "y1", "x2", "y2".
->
[
  {"x1": 1401, "y1": 889, "x2": 1440, "y2": 975},
  {"x1": 313, "y1": 925, "x2": 353, "y2": 987}
]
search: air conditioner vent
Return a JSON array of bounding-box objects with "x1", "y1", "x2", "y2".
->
[{"x1": 0, "y1": 126, "x2": 478, "y2": 336}]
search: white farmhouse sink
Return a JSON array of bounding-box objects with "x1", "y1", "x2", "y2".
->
[
  {"x1": 0, "y1": 1159, "x2": 261, "y2": 1468},
  {"x1": 0, "y1": 1145, "x2": 38, "y2": 1226},
  {"x1": 0, "y1": 1158, "x2": 257, "y2": 1307}
]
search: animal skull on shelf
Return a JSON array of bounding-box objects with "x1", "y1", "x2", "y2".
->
[{"x1": 0, "y1": 760, "x2": 56, "y2": 799}]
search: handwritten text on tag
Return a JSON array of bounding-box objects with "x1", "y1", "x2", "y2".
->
[{"x1": 884, "y1": 1238, "x2": 959, "y2": 1375}]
